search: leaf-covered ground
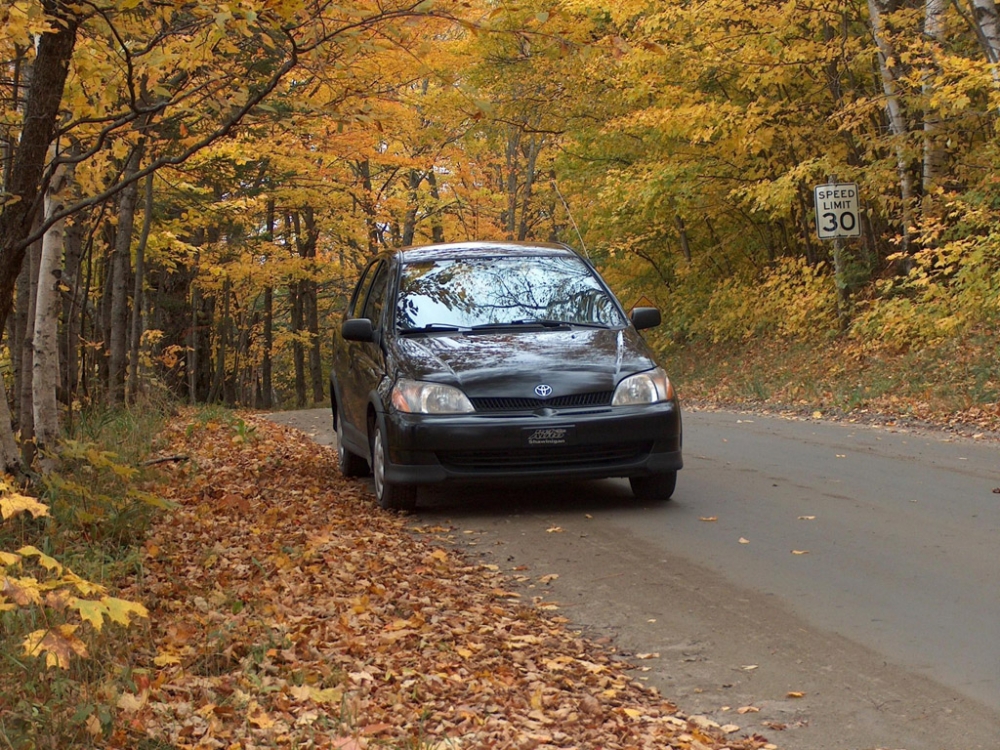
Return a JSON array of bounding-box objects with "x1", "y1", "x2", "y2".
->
[{"x1": 112, "y1": 412, "x2": 778, "y2": 750}]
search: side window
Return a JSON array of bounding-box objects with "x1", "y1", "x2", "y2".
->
[
  {"x1": 362, "y1": 262, "x2": 390, "y2": 329},
  {"x1": 348, "y1": 262, "x2": 379, "y2": 319}
]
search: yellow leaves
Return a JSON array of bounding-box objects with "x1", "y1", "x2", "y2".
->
[
  {"x1": 17, "y1": 545, "x2": 64, "y2": 574},
  {"x1": 289, "y1": 684, "x2": 344, "y2": 705},
  {"x1": 0, "y1": 489, "x2": 49, "y2": 521},
  {"x1": 3, "y1": 576, "x2": 44, "y2": 606},
  {"x1": 154, "y1": 652, "x2": 183, "y2": 667},
  {"x1": 2, "y1": 479, "x2": 147, "y2": 668},
  {"x1": 71, "y1": 595, "x2": 149, "y2": 630},
  {"x1": 23, "y1": 625, "x2": 89, "y2": 669}
]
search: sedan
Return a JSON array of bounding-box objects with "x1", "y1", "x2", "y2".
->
[{"x1": 329, "y1": 241, "x2": 682, "y2": 510}]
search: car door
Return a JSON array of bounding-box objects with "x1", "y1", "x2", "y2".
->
[
  {"x1": 336, "y1": 260, "x2": 377, "y2": 435},
  {"x1": 341, "y1": 259, "x2": 392, "y2": 436}
]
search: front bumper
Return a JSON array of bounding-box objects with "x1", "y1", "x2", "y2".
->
[{"x1": 380, "y1": 402, "x2": 682, "y2": 485}]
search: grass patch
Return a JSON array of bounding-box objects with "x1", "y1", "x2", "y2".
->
[{"x1": 0, "y1": 395, "x2": 174, "y2": 750}]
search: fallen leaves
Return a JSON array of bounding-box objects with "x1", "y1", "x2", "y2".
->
[{"x1": 107, "y1": 411, "x2": 775, "y2": 750}]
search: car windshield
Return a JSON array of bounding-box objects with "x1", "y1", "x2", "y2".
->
[{"x1": 396, "y1": 256, "x2": 626, "y2": 331}]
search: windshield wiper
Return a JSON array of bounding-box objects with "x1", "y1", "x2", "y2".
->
[
  {"x1": 470, "y1": 319, "x2": 567, "y2": 331},
  {"x1": 399, "y1": 323, "x2": 468, "y2": 334},
  {"x1": 470, "y1": 318, "x2": 611, "y2": 331}
]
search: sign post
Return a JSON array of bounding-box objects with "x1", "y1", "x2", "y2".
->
[{"x1": 814, "y1": 182, "x2": 861, "y2": 240}]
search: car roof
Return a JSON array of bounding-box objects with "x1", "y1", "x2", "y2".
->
[{"x1": 396, "y1": 241, "x2": 582, "y2": 264}]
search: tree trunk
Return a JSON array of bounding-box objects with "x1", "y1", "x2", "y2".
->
[
  {"x1": 208, "y1": 278, "x2": 231, "y2": 404},
  {"x1": 0, "y1": 11, "x2": 78, "y2": 338},
  {"x1": 0, "y1": 376, "x2": 22, "y2": 477},
  {"x1": 262, "y1": 285, "x2": 273, "y2": 408},
  {"x1": 868, "y1": 0, "x2": 917, "y2": 253},
  {"x1": 401, "y1": 169, "x2": 421, "y2": 246},
  {"x1": 427, "y1": 170, "x2": 446, "y2": 243},
  {"x1": 188, "y1": 269, "x2": 200, "y2": 405},
  {"x1": 260, "y1": 199, "x2": 275, "y2": 408},
  {"x1": 18, "y1": 241, "x2": 40, "y2": 469},
  {"x1": 504, "y1": 129, "x2": 522, "y2": 238},
  {"x1": 517, "y1": 137, "x2": 541, "y2": 241},
  {"x1": 128, "y1": 172, "x2": 154, "y2": 402},
  {"x1": 970, "y1": 0, "x2": 1000, "y2": 75},
  {"x1": 108, "y1": 147, "x2": 142, "y2": 404},
  {"x1": 921, "y1": 0, "x2": 947, "y2": 213},
  {"x1": 302, "y1": 208, "x2": 324, "y2": 404},
  {"x1": 292, "y1": 281, "x2": 306, "y2": 408},
  {"x1": 674, "y1": 214, "x2": 692, "y2": 263},
  {"x1": 61, "y1": 189, "x2": 84, "y2": 411},
  {"x1": 32, "y1": 164, "x2": 68, "y2": 473}
]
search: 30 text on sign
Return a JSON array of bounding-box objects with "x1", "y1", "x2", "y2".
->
[{"x1": 814, "y1": 183, "x2": 861, "y2": 240}]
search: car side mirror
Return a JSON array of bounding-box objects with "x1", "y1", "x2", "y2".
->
[
  {"x1": 342, "y1": 318, "x2": 375, "y2": 342},
  {"x1": 630, "y1": 307, "x2": 661, "y2": 331}
]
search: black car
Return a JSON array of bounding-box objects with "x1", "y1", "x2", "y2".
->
[{"x1": 329, "y1": 241, "x2": 682, "y2": 510}]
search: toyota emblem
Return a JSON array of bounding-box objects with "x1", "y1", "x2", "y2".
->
[{"x1": 534, "y1": 384, "x2": 553, "y2": 398}]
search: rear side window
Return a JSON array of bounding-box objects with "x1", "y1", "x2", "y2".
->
[
  {"x1": 362, "y1": 262, "x2": 390, "y2": 329},
  {"x1": 349, "y1": 262, "x2": 379, "y2": 319}
]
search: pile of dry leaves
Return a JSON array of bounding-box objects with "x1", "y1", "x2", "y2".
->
[{"x1": 114, "y1": 411, "x2": 777, "y2": 750}]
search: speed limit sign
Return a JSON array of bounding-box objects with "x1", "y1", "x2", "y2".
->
[{"x1": 814, "y1": 183, "x2": 861, "y2": 239}]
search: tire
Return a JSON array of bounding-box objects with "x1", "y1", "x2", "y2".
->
[
  {"x1": 629, "y1": 471, "x2": 677, "y2": 502},
  {"x1": 335, "y1": 407, "x2": 369, "y2": 478},
  {"x1": 372, "y1": 422, "x2": 417, "y2": 511}
]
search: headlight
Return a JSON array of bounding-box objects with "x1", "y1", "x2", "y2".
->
[
  {"x1": 391, "y1": 379, "x2": 474, "y2": 414},
  {"x1": 612, "y1": 368, "x2": 674, "y2": 406}
]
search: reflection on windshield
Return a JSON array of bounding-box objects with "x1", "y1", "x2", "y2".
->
[{"x1": 397, "y1": 257, "x2": 625, "y2": 330}]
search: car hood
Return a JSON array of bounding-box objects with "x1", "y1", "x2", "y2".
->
[{"x1": 392, "y1": 327, "x2": 657, "y2": 398}]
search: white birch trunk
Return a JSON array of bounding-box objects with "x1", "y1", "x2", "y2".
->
[
  {"x1": 32, "y1": 165, "x2": 67, "y2": 473},
  {"x1": 922, "y1": 0, "x2": 947, "y2": 202},
  {"x1": 868, "y1": 0, "x2": 917, "y2": 249},
  {"x1": 971, "y1": 0, "x2": 1000, "y2": 98},
  {"x1": 971, "y1": 0, "x2": 1000, "y2": 64}
]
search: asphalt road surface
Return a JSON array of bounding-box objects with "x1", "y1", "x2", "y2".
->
[{"x1": 269, "y1": 407, "x2": 1000, "y2": 750}]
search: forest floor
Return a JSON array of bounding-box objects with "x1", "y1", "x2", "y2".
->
[{"x1": 107, "y1": 410, "x2": 777, "y2": 750}]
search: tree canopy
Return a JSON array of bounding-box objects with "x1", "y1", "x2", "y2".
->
[{"x1": 2, "y1": 0, "x2": 1000, "y2": 471}]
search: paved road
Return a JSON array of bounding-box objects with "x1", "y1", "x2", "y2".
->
[{"x1": 271, "y1": 407, "x2": 1000, "y2": 750}]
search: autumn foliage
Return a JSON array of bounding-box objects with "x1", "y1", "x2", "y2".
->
[{"x1": 2, "y1": 0, "x2": 999, "y2": 482}]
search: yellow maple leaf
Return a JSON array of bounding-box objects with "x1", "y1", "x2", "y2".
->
[
  {"x1": 23, "y1": 624, "x2": 88, "y2": 668},
  {"x1": 70, "y1": 595, "x2": 148, "y2": 630},
  {"x1": 3, "y1": 576, "x2": 43, "y2": 606},
  {"x1": 0, "y1": 551, "x2": 21, "y2": 567},
  {"x1": 154, "y1": 652, "x2": 182, "y2": 667},
  {"x1": 16, "y1": 546, "x2": 63, "y2": 574},
  {"x1": 104, "y1": 597, "x2": 148, "y2": 626},
  {"x1": 0, "y1": 492, "x2": 49, "y2": 521}
]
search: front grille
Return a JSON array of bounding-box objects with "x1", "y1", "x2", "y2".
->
[
  {"x1": 439, "y1": 442, "x2": 651, "y2": 472},
  {"x1": 470, "y1": 391, "x2": 614, "y2": 412}
]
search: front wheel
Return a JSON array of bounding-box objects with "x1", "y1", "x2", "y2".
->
[
  {"x1": 372, "y1": 423, "x2": 417, "y2": 511},
  {"x1": 629, "y1": 471, "x2": 677, "y2": 502}
]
